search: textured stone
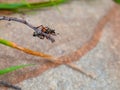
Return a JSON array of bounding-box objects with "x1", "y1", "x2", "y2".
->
[{"x1": 1, "y1": 0, "x2": 120, "y2": 90}]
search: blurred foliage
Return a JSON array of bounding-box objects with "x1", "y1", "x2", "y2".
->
[
  {"x1": 0, "y1": 38, "x2": 15, "y2": 48},
  {"x1": 0, "y1": 0, "x2": 68, "y2": 12},
  {"x1": 114, "y1": 0, "x2": 120, "y2": 3},
  {"x1": 0, "y1": 64, "x2": 34, "y2": 75}
]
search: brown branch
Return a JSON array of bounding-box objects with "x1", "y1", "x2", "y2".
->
[{"x1": 0, "y1": 16, "x2": 56, "y2": 42}]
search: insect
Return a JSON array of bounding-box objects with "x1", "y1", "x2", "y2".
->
[{"x1": 33, "y1": 25, "x2": 57, "y2": 41}]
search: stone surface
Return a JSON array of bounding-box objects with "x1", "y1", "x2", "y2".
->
[{"x1": 0, "y1": 0, "x2": 120, "y2": 90}]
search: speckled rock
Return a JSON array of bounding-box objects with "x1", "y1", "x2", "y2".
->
[{"x1": 1, "y1": 0, "x2": 120, "y2": 90}]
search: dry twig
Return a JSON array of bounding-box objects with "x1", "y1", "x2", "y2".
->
[
  {"x1": 0, "y1": 16, "x2": 96, "y2": 89},
  {"x1": 0, "y1": 16, "x2": 93, "y2": 78},
  {"x1": 0, "y1": 16, "x2": 56, "y2": 42},
  {"x1": 0, "y1": 80, "x2": 21, "y2": 90}
]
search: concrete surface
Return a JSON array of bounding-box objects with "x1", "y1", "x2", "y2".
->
[{"x1": 0, "y1": 0, "x2": 120, "y2": 90}]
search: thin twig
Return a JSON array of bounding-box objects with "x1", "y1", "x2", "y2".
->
[
  {"x1": 0, "y1": 15, "x2": 98, "y2": 90},
  {"x1": 0, "y1": 16, "x2": 56, "y2": 42},
  {"x1": 67, "y1": 63, "x2": 96, "y2": 79},
  {"x1": 0, "y1": 16, "x2": 95, "y2": 78},
  {"x1": 0, "y1": 80, "x2": 21, "y2": 90},
  {"x1": 0, "y1": 5, "x2": 116, "y2": 87},
  {"x1": 1, "y1": 38, "x2": 95, "y2": 78}
]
